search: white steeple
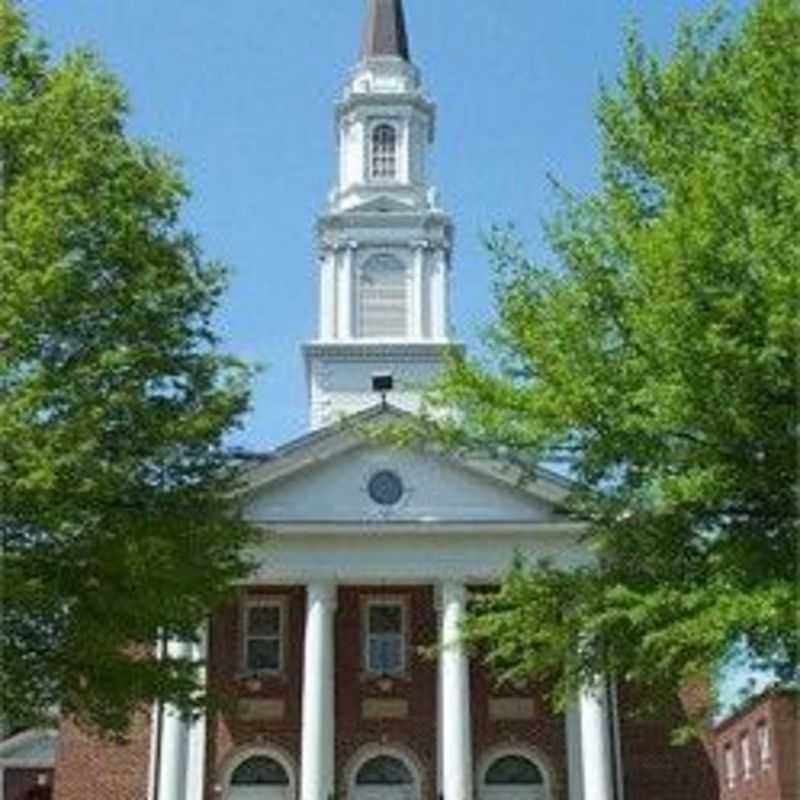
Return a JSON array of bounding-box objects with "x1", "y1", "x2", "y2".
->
[{"x1": 304, "y1": 0, "x2": 459, "y2": 430}]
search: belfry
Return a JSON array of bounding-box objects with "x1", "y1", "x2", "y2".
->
[{"x1": 305, "y1": 0, "x2": 457, "y2": 429}]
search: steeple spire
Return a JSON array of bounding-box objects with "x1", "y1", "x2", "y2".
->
[{"x1": 362, "y1": 0, "x2": 410, "y2": 62}]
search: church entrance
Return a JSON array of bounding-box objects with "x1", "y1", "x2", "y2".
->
[
  {"x1": 352, "y1": 754, "x2": 419, "y2": 800},
  {"x1": 226, "y1": 755, "x2": 292, "y2": 800},
  {"x1": 479, "y1": 754, "x2": 549, "y2": 800}
]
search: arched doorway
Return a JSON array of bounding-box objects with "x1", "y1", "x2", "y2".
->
[
  {"x1": 479, "y1": 753, "x2": 550, "y2": 800},
  {"x1": 352, "y1": 754, "x2": 419, "y2": 800},
  {"x1": 226, "y1": 753, "x2": 292, "y2": 800}
]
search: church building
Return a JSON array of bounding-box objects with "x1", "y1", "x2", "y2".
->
[{"x1": 52, "y1": 2, "x2": 718, "y2": 800}]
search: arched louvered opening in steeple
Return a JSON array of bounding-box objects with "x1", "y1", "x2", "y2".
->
[
  {"x1": 358, "y1": 255, "x2": 408, "y2": 338},
  {"x1": 371, "y1": 124, "x2": 398, "y2": 180}
]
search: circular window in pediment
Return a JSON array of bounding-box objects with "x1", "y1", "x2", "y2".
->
[{"x1": 367, "y1": 470, "x2": 404, "y2": 506}]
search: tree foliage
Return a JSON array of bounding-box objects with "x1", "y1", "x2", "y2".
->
[
  {"x1": 0, "y1": 0, "x2": 255, "y2": 735},
  {"x1": 424, "y1": 0, "x2": 799, "y2": 715}
]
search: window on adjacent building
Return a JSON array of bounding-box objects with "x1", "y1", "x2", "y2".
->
[
  {"x1": 358, "y1": 255, "x2": 408, "y2": 338},
  {"x1": 756, "y1": 721, "x2": 771, "y2": 769},
  {"x1": 371, "y1": 124, "x2": 397, "y2": 180},
  {"x1": 741, "y1": 733, "x2": 753, "y2": 780},
  {"x1": 243, "y1": 598, "x2": 283, "y2": 674},
  {"x1": 365, "y1": 599, "x2": 405, "y2": 675},
  {"x1": 723, "y1": 744, "x2": 736, "y2": 789}
]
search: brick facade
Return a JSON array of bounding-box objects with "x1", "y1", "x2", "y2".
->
[
  {"x1": 200, "y1": 584, "x2": 718, "y2": 800},
  {"x1": 53, "y1": 716, "x2": 151, "y2": 800},
  {"x1": 713, "y1": 688, "x2": 798, "y2": 800},
  {"x1": 52, "y1": 584, "x2": 721, "y2": 800}
]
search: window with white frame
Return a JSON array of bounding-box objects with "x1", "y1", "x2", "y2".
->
[
  {"x1": 740, "y1": 733, "x2": 752, "y2": 780},
  {"x1": 371, "y1": 124, "x2": 397, "y2": 180},
  {"x1": 365, "y1": 599, "x2": 406, "y2": 675},
  {"x1": 756, "y1": 721, "x2": 771, "y2": 769},
  {"x1": 723, "y1": 744, "x2": 736, "y2": 789},
  {"x1": 243, "y1": 598, "x2": 283, "y2": 674},
  {"x1": 358, "y1": 255, "x2": 408, "y2": 338}
]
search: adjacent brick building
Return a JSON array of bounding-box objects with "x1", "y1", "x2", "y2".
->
[
  {"x1": 0, "y1": 728, "x2": 57, "y2": 800},
  {"x1": 713, "y1": 687, "x2": 798, "y2": 800}
]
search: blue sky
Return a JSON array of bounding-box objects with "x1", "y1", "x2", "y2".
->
[{"x1": 27, "y1": 0, "x2": 748, "y2": 450}]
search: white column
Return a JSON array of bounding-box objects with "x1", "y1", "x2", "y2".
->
[
  {"x1": 185, "y1": 626, "x2": 209, "y2": 800},
  {"x1": 431, "y1": 248, "x2": 448, "y2": 340},
  {"x1": 156, "y1": 639, "x2": 191, "y2": 800},
  {"x1": 439, "y1": 581, "x2": 473, "y2": 800},
  {"x1": 301, "y1": 582, "x2": 337, "y2": 800},
  {"x1": 580, "y1": 682, "x2": 614, "y2": 800},
  {"x1": 566, "y1": 701, "x2": 584, "y2": 800},
  {"x1": 412, "y1": 242, "x2": 427, "y2": 339},
  {"x1": 338, "y1": 243, "x2": 356, "y2": 339},
  {"x1": 319, "y1": 249, "x2": 337, "y2": 341}
]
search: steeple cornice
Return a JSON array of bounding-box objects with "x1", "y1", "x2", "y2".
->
[{"x1": 362, "y1": 0, "x2": 411, "y2": 62}]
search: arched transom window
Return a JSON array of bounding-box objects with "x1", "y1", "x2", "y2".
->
[
  {"x1": 231, "y1": 756, "x2": 290, "y2": 786},
  {"x1": 371, "y1": 124, "x2": 398, "y2": 180},
  {"x1": 484, "y1": 756, "x2": 544, "y2": 785},
  {"x1": 356, "y1": 756, "x2": 415, "y2": 786},
  {"x1": 359, "y1": 255, "x2": 408, "y2": 338}
]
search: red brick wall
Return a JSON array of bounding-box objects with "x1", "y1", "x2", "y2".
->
[
  {"x1": 53, "y1": 716, "x2": 150, "y2": 800},
  {"x1": 206, "y1": 586, "x2": 305, "y2": 797},
  {"x1": 3, "y1": 768, "x2": 54, "y2": 800},
  {"x1": 51, "y1": 584, "x2": 726, "y2": 800},
  {"x1": 206, "y1": 585, "x2": 571, "y2": 800},
  {"x1": 617, "y1": 683, "x2": 718, "y2": 800}
]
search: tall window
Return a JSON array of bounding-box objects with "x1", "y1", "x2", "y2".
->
[
  {"x1": 365, "y1": 599, "x2": 405, "y2": 675},
  {"x1": 723, "y1": 744, "x2": 736, "y2": 789},
  {"x1": 756, "y1": 721, "x2": 771, "y2": 769},
  {"x1": 243, "y1": 598, "x2": 283, "y2": 674},
  {"x1": 359, "y1": 255, "x2": 408, "y2": 338},
  {"x1": 740, "y1": 733, "x2": 752, "y2": 780},
  {"x1": 371, "y1": 124, "x2": 397, "y2": 180}
]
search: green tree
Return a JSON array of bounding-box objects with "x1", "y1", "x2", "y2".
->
[
  {"x1": 0, "y1": 0, "x2": 254, "y2": 735},
  {"x1": 423, "y1": 0, "x2": 799, "y2": 716}
]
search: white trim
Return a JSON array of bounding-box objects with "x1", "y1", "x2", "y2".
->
[
  {"x1": 241, "y1": 596, "x2": 286, "y2": 677},
  {"x1": 253, "y1": 521, "x2": 586, "y2": 537},
  {"x1": 218, "y1": 744, "x2": 297, "y2": 800},
  {"x1": 362, "y1": 596, "x2": 408, "y2": 676},
  {"x1": 344, "y1": 743, "x2": 424, "y2": 800},
  {"x1": 609, "y1": 681, "x2": 625, "y2": 800},
  {"x1": 477, "y1": 745, "x2": 555, "y2": 800}
]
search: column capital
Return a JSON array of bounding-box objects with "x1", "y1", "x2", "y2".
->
[
  {"x1": 306, "y1": 581, "x2": 338, "y2": 611},
  {"x1": 435, "y1": 579, "x2": 467, "y2": 611}
]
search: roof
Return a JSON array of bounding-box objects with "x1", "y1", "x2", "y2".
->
[
  {"x1": 713, "y1": 684, "x2": 799, "y2": 732},
  {"x1": 0, "y1": 728, "x2": 58, "y2": 766},
  {"x1": 362, "y1": 0, "x2": 410, "y2": 61},
  {"x1": 235, "y1": 402, "x2": 575, "y2": 512}
]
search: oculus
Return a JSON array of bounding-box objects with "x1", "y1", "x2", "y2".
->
[{"x1": 367, "y1": 470, "x2": 404, "y2": 506}]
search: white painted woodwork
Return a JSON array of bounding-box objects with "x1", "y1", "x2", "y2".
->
[
  {"x1": 306, "y1": 21, "x2": 456, "y2": 430},
  {"x1": 185, "y1": 628, "x2": 208, "y2": 800},
  {"x1": 156, "y1": 640, "x2": 191, "y2": 800},
  {"x1": 579, "y1": 684, "x2": 614, "y2": 800},
  {"x1": 300, "y1": 583, "x2": 337, "y2": 800},
  {"x1": 439, "y1": 581, "x2": 473, "y2": 800},
  {"x1": 566, "y1": 701, "x2": 585, "y2": 800}
]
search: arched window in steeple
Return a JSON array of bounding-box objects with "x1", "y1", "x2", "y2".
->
[{"x1": 371, "y1": 124, "x2": 397, "y2": 180}]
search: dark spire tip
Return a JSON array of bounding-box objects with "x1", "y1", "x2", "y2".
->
[{"x1": 361, "y1": 0, "x2": 411, "y2": 62}]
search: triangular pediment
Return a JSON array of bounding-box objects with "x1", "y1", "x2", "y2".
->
[
  {"x1": 347, "y1": 194, "x2": 417, "y2": 214},
  {"x1": 238, "y1": 406, "x2": 574, "y2": 527}
]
